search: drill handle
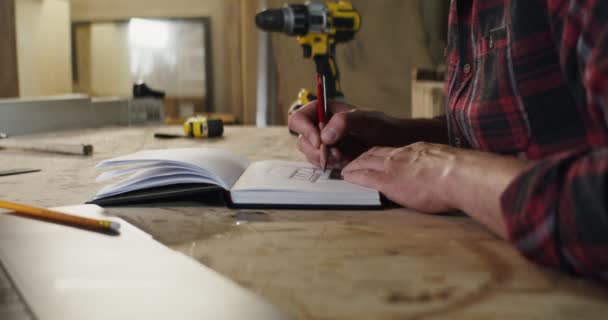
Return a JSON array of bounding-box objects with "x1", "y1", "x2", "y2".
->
[{"x1": 314, "y1": 53, "x2": 344, "y2": 100}]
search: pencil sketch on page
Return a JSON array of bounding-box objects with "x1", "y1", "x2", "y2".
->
[{"x1": 266, "y1": 165, "x2": 342, "y2": 183}]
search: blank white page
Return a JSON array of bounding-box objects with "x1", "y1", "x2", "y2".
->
[{"x1": 0, "y1": 205, "x2": 290, "y2": 320}]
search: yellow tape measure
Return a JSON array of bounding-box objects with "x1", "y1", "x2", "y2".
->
[{"x1": 183, "y1": 117, "x2": 224, "y2": 138}]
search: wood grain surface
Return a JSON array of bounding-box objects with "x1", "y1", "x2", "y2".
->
[{"x1": 0, "y1": 126, "x2": 607, "y2": 320}]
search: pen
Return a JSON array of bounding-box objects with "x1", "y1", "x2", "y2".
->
[
  {"x1": 316, "y1": 74, "x2": 329, "y2": 172},
  {"x1": 0, "y1": 200, "x2": 120, "y2": 234}
]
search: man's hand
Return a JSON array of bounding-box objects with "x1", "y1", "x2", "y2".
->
[
  {"x1": 288, "y1": 100, "x2": 449, "y2": 169},
  {"x1": 342, "y1": 142, "x2": 458, "y2": 213},
  {"x1": 288, "y1": 100, "x2": 383, "y2": 168},
  {"x1": 342, "y1": 142, "x2": 533, "y2": 238}
]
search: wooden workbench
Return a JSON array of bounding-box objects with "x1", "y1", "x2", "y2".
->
[{"x1": 1, "y1": 126, "x2": 607, "y2": 320}]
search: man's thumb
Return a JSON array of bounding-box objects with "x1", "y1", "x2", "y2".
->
[{"x1": 321, "y1": 110, "x2": 364, "y2": 145}]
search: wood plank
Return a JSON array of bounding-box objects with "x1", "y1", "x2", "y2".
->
[{"x1": 0, "y1": 0, "x2": 19, "y2": 98}]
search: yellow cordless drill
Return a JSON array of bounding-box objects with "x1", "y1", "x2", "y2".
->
[{"x1": 255, "y1": 1, "x2": 361, "y2": 115}]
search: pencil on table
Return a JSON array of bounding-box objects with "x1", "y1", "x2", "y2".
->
[
  {"x1": 0, "y1": 200, "x2": 120, "y2": 234},
  {"x1": 0, "y1": 140, "x2": 94, "y2": 156}
]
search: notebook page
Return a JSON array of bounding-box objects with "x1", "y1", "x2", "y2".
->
[
  {"x1": 96, "y1": 148, "x2": 250, "y2": 189},
  {"x1": 232, "y1": 160, "x2": 377, "y2": 195}
]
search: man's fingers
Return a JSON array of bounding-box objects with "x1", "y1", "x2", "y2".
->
[
  {"x1": 342, "y1": 169, "x2": 388, "y2": 191},
  {"x1": 321, "y1": 109, "x2": 368, "y2": 145},
  {"x1": 342, "y1": 152, "x2": 387, "y2": 174},
  {"x1": 306, "y1": 154, "x2": 321, "y2": 168},
  {"x1": 289, "y1": 102, "x2": 321, "y2": 148},
  {"x1": 341, "y1": 147, "x2": 396, "y2": 173},
  {"x1": 289, "y1": 100, "x2": 359, "y2": 148},
  {"x1": 329, "y1": 147, "x2": 345, "y2": 164},
  {"x1": 325, "y1": 147, "x2": 350, "y2": 169},
  {"x1": 297, "y1": 134, "x2": 320, "y2": 161}
]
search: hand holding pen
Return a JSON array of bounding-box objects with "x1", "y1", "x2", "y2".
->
[{"x1": 288, "y1": 98, "x2": 374, "y2": 170}]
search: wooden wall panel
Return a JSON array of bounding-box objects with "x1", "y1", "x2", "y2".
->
[
  {"x1": 15, "y1": 0, "x2": 73, "y2": 97},
  {"x1": 0, "y1": 0, "x2": 19, "y2": 98},
  {"x1": 239, "y1": 0, "x2": 260, "y2": 125},
  {"x1": 220, "y1": 1, "x2": 244, "y2": 120}
]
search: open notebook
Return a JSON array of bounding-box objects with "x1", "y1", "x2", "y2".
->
[
  {"x1": 0, "y1": 204, "x2": 290, "y2": 320},
  {"x1": 91, "y1": 148, "x2": 381, "y2": 208}
]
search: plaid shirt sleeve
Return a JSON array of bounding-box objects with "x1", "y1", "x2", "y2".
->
[{"x1": 500, "y1": 0, "x2": 608, "y2": 280}]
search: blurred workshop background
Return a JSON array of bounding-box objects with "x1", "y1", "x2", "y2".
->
[{"x1": 0, "y1": 0, "x2": 448, "y2": 129}]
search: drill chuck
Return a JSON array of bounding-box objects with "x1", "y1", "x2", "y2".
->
[
  {"x1": 255, "y1": 4, "x2": 311, "y2": 36},
  {"x1": 256, "y1": 2, "x2": 359, "y2": 42}
]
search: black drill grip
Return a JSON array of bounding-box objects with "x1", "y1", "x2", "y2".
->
[{"x1": 314, "y1": 54, "x2": 343, "y2": 99}]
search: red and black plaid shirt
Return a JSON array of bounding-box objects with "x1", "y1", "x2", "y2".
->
[{"x1": 446, "y1": 0, "x2": 608, "y2": 280}]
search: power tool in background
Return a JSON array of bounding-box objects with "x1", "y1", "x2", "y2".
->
[{"x1": 255, "y1": 1, "x2": 361, "y2": 116}]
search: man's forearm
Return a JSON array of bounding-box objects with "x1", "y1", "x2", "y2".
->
[{"x1": 442, "y1": 149, "x2": 534, "y2": 239}]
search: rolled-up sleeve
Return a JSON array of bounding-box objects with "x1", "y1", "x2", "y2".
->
[{"x1": 501, "y1": 147, "x2": 608, "y2": 279}]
